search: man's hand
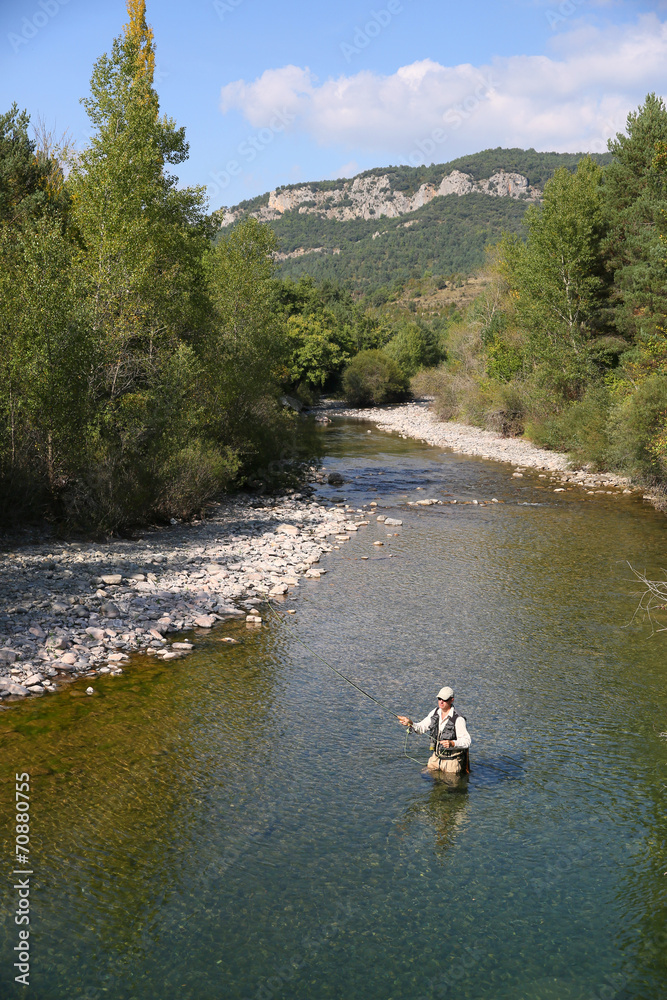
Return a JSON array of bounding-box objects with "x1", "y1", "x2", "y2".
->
[
  {"x1": 439, "y1": 739, "x2": 455, "y2": 748},
  {"x1": 397, "y1": 715, "x2": 412, "y2": 727}
]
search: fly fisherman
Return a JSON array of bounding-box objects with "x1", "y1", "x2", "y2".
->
[{"x1": 398, "y1": 686, "x2": 471, "y2": 774}]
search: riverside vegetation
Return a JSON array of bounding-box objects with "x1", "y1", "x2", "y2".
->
[
  {"x1": 412, "y1": 94, "x2": 667, "y2": 498},
  {"x1": 0, "y1": 1, "x2": 445, "y2": 533},
  {"x1": 4, "y1": 1, "x2": 667, "y2": 529}
]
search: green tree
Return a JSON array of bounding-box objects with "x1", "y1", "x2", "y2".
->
[
  {"x1": 342, "y1": 349, "x2": 408, "y2": 406},
  {"x1": 0, "y1": 218, "x2": 86, "y2": 519},
  {"x1": 603, "y1": 94, "x2": 667, "y2": 345},
  {"x1": 71, "y1": 0, "x2": 210, "y2": 384},
  {"x1": 0, "y1": 104, "x2": 63, "y2": 227},
  {"x1": 498, "y1": 157, "x2": 609, "y2": 396},
  {"x1": 204, "y1": 217, "x2": 292, "y2": 471},
  {"x1": 284, "y1": 312, "x2": 354, "y2": 391},
  {"x1": 62, "y1": 0, "x2": 217, "y2": 526}
]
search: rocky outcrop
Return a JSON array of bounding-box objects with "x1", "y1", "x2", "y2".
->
[{"x1": 219, "y1": 169, "x2": 536, "y2": 228}]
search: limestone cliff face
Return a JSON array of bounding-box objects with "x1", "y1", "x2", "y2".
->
[{"x1": 219, "y1": 168, "x2": 536, "y2": 227}]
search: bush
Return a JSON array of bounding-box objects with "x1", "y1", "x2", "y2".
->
[
  {"x1": 342, "y1": 350, "x2": 409, "y2": 406},
  {"x1": 384, "y1": 323, "x2": 443, "y2": 378},
  {"x1": 526, "y1": 384, "x2": 611, "y2": 466},
  {"x1": 607, "y1": 375, "x2": 667, "y2": 478}
]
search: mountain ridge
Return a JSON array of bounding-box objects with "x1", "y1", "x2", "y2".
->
[{"x1": 214, "y1": 148, "x2": 613, "y2": 291}]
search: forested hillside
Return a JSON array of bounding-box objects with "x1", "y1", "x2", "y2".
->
[
  {"x1": 218, "y1": 149, "x2": 612, "y2": 290},
  {"x1": 413, "y1": 94, "x2": 667, "y2": 495}
]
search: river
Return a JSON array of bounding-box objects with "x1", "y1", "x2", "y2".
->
[{"x1": 1, "y1": 417, "x2": 666, "y2": 1000}]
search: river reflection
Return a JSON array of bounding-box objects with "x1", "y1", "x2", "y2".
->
[{"x1": 1, "y1": 417, "x2": 666, "y2": 1000}]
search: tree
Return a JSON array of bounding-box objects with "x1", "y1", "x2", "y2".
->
[
  {"x1": 497, "y1": 157, "x2": 609, "y2": 396},
  {"x1": 342, "y1": 350, "x2": 408, "y2": 406},
  {"x1": 603, "y1": 94, "x2": 667, "y2": 345},
  {"x1": 62, "y1": 0, "x2": 217, "y2": 526},
  {"x1": 203, "y1": 217, "x2": 292, "y2": 468},
  {"x1": 71, "y1": 0, "x2": 210, "y2": 381},
  {"x1": 0, "y1": 105, "x2": 54, "y2": 227}
]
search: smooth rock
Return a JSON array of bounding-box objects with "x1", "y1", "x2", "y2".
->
[
  {"x1": 86, "y1": 687, "x2": 94, "y2": 695},
  {"x1": 384, "y1": 518, "x2": 402, "y2": 526},
  {"x1": 0, "y1": 649, "x2": 17, "y2": 664},
  {"x1": 276, "y1": 524, "x2": 299, "y2": 536},
  {"x1": 6, "y1": 682, "x2": 29, "y2": 695},
  {"x1": 101, "y1": 575, "x2": 123, "y2": 586},
  {"x1": 172, "y1": 642, "x2": 194, "y2": 650},
  {"x1": 327, "y1": 472, "x2": 345, "y2": 485},
  {"x1": 100, "y1": 602, "x2": 120, "y2": 618},
  {"x1": 193, "y1": 615, "x2": 216, "y2": 628},
  {"x1": 270, "y1": 583, "x2": 289, "y2": 595}
]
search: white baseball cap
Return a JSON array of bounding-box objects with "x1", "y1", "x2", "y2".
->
[{"x1": 437, "y1": 686, "x2": 454, "y2": 701}]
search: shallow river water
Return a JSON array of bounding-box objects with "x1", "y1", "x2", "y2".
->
[{"x1": 1, "y1": 418, "x2": 667, "y2": 1000}]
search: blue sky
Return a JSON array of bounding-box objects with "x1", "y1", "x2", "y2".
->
[{"x1": 2, "y1": 0, "x2": 667, "y2": 211}]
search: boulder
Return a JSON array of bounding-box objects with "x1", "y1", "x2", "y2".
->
[
  {"x1": 327, "y1": 472, "x2": 345, "y2": 485},
  {"x1": 5, "y1": 682, "x2": 28, "y2": 696},
  {"x1": 193, "y1": 615, "x2": 216, "y2": 628},
  {"x1": 384, "y1": 518, "x2": 402, "y2": 526},
  {"x1": 0, "y1": 649, "x2": 17, "y2": 665},
  {"x1": 100, "y1": 574, "x2": 123, "y2": 586}
]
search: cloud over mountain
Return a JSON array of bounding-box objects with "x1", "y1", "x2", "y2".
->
[{"x1": 219, "y1": 14, "x2": 667, "y2": 164}]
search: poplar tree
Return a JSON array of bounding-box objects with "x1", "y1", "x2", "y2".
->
[
  {"x1": 72, "y1": 0, "x2": 209, "y2": 395},
  {"x1": 66, "y1": 1, "x2": 217, "y2": 525}
]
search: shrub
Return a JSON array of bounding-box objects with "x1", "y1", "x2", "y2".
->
[
  {"x1": 607, "y1": 375, "x2": 667, "y2": 478},
  {"x1": 342, "y1": 350, "x2": 409, "y2": 406},
  {"x1": 525, "y1": 384, "x2": 611, "y2": 465}
]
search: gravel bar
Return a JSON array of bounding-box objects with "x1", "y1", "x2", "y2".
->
[{"x1": 0, "y1": 494, "x2": 370, "y2": 704}]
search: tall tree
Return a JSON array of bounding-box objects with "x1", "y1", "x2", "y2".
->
[
  {"x1": 0, "y1": 104, "x2": 68, "y2": 228},
  {"x1": 497, "y1": 157, "x2": 609, "y2": 396},
  {"x1": 603, "y1": 93, "x2": 667, "y2": 347},
  {"x1": 71, "y1": 0, "x2": 209, "y2": 385}
]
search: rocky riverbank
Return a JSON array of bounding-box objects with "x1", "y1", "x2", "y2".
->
[
  {"x1": 330, "y1": 399, "x2": 648, "y2": 494},
  {"x1": 0, "y1": 494, "x2": 372, "y2": 705}
]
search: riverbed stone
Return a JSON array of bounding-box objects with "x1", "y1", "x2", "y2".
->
[{"x1": 193, "y1": 614, "x2": 217, "y2": 628}]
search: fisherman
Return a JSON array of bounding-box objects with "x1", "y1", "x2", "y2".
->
[{"x1": 397, "y1": 686, "x2": 471, "y2": 774}]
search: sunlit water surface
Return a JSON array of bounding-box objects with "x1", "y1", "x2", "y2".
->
[{"x1": 1, "y1": 418, "x2": 666, "y2": 1000}]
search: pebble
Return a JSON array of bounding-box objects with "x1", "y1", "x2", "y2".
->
[
  {"x1": 331, "y1": 402, "x2": 636, "y2": 496},
  {"x1": 0, "y1": 493, "x2": 355, "y2": 704}
]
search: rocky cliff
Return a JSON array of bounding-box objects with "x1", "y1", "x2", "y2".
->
[{"x1": 218, "y1": 168, "x2": 536, "y2": 228}]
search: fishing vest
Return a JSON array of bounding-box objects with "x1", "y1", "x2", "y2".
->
[{"x1": 428, "y1": 707, "x2": 464, "y2": 756}]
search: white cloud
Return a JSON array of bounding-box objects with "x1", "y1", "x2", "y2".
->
[
  {"x1": 332, "y1": 160, "x2": 360, "y2": 179},
  {"x1": 219, "y1": 14, "x2": 667, "y2": 164}
]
